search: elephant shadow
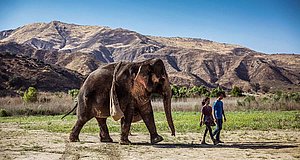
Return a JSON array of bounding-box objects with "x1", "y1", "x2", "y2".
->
[{"x1": 131, "y1": 141, "x2": 298, "y2": 150}]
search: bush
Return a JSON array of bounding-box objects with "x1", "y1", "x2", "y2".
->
[
  {"x1": 22, "y1": 87, "x2": 38, "y2": 103},
  {"x1": 244, "y1": 95, "x2": 256, "y2": 104},
  {"x1": 290, "y1": 92, "x2": 300, "y2": 102},
  {"x1": 171, "y1": 85, "x2": 226, "y2": 98},
  {"x1": 178, "y1": 86, "x2": 188, "y2": 98},
  {"x1": 236, "y1": 95, "x2": 258, "y2": 110},
  {"x1": 171, "y1": 85, "x2": 209, "y2": 98},
  {"x1": 271, "y1": 91, "x2": 300, "y2": 103},
  {"x1": 251, "y1": 83, "x2": 260, "y2": 93},
  {"x1": 210, "y1": 87, "x2": 225, "y2": 97},
  {"x1": 261, "y1": 86, "x2": 270, "y2": 93},
  {"x1": 0, "y1": 109, "x2": 9, "y2": 117},
  {"x1": 230, "y1": 86, "x2": 243, "y2": 97},
  {"x1": 188, "y1": 86, "x2": 209, "y2": 97},
  {"x1": 68, "y1": 89, "x2": 80, "y2": 99}
]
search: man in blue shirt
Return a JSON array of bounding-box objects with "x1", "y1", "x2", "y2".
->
[{"x1": 212, "y1": 92, "x2": 226, "y2": 143}]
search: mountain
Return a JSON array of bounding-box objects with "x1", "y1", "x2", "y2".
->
[
  {"x1": 0, "y1": 51, "x2": 83, "y2": 96},
  {"x1": 0, "y1": 21, "x2": 299, "y2": 92}
]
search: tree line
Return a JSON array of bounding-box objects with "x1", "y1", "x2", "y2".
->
[{"x1": 171, "y1": 85, "x2": 243, "y2": 98}]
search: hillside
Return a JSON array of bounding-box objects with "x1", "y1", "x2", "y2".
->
[
  {"x1": 0, "y1": 21, "x2": 299, "y2": 92},
  {"x1": 0, "y1": 51, "x2": 83, "y2": 96}
]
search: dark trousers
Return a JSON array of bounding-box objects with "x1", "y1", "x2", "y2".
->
[
  {"x1": 213, "y1": 119, "x2": 223, "y2": 141},
  {"x1": 203, "y1": 124, "x2": 214, "y2": 141}
]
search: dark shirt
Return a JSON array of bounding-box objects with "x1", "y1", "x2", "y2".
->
[{"x1": 202, "y1": 105, "x2": 213, "y2": 124}]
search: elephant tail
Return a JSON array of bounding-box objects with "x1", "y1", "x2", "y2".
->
[{"x1": 61, "y1": 102, "x2": 78, "y2": 119}]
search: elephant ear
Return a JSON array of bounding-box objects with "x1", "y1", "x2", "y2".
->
[
  {"x1": 134, "y1": 64, "x2": 151, "y2": 89},
  {"x1": 110, "y1": 62, "x2": 124, "y2": 121}
]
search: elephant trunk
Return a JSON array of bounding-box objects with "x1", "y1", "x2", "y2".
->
[{"x1": 162, "y1": 78, "x2": 175, "y2": 136}]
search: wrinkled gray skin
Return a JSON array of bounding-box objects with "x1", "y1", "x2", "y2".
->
[{"x1": 69, "y1": 59, "x2": 175, "y2": 145}]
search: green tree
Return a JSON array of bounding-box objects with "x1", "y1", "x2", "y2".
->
[
  {"x1": 230, "y1": 86, "x2": 243, "y2": 97},
  {"x1": 178, "y1": 86, "x2": 188, "y2": 98},
  {"x1": 187, "y1": 86, "x2": 209, "y2": 97},
  {"x1": 68, "y1": 89, "x2": 80, "y2": 99},
  {"x1": 171, "y1": 85, "x2": 180, "y2": 98},
  {"x1": 22, "y1": 87, "x2": 38, "y2": 103},
  {"x1": 210, "y1": 87, "x2": 225, "y2": 97}
]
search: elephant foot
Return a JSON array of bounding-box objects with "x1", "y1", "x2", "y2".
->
[
  {"x1": 69, "y1": 134, "x2": 80, "y2": 142},
  {"x1": 100, "y1": 137, "x2": 113, "y2": 143},
  {"x1": 151, "y1": 135, "x2": 163, "y2": 144},
  {"x1": 119, "y1": 139, "x2": 132, "y2": 145}
]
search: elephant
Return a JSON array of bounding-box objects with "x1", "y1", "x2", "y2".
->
[{"x1": 62, "y1": 59, "x2": 175, "y2": 145}]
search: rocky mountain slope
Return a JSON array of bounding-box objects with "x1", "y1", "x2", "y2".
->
[
  {"x1": 0, "y1": 51, "x2": 83, "y2": 96},
  {"x1": 0, "y1": 21, "x2": 299, "y2": 92}
]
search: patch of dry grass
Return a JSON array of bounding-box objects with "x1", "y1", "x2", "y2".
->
[
  {"x1": 0, "y1": 93, "x2": 299, "y2": 116},
  {"x1": 152, "y1": 97, "x2": 253, "y2": 112},
  {"x1": 0, "y1": 92, "x2": 74, "y2": 116}
]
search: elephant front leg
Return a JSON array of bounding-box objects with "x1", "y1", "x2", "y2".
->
[
  {"x1": 120, "y1": 108, "x2": 134, "y2": 145},
  {"x1": 139, "y1": 105, "x2": 163, "y2": 144}
]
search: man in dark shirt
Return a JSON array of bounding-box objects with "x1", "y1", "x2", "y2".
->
[{"x1": 212, "y1": 92, "x2": 226, "y2": 143}]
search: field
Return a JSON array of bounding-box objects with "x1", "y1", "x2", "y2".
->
[
  {"x1": 0, "y1": 94, "x2": 300, "y2": 159},
  {"x1": 1, "y1": 111, "x2": 300, "y2": 159}
]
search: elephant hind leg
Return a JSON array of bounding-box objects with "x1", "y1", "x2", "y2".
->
[
  {"x1": 69, "y1": 117, "x2": 91, "y2": 142},
  {"x1": 96, "y1": 118, "x2": 113, "y2": 142}
]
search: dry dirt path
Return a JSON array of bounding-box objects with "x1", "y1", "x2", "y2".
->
[{"x1": 0, "y1": 122, "x2": 299, "y2": 160}]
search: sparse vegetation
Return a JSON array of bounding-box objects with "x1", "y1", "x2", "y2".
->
[
  {"x1": 209, "y1": 86, "x2": 225, "y2": 97},
  {"x1": 251, "y1": 83, "x2": 260, "y2": 93},
  {"x1": 1, "y1": 91, "x2": 300, "y2": 116},
  {"x1": 68, "y1": 89, "x2": 80, "y2": 99},
  {"x1": 0, "y1": 92, "x2": 73, "y2": 116},
  {"x1": 0, "y1": 111, "x2": 299, "y2": 133},
  {"x1": 230, "y1": 86, "x2": 244, "y2": 97},
  {"x1": 0, "y1": 109, "x2": 9, "y2": 117},
  {"x1": 171, "y1": 85, "x2": 222, "y2": 98},
  {"x1": 236, "y1": 92, "x2": 300, "y2": 111},
  {"x1": 22, "y1": 87, "x2": 38, "y2": 103}
]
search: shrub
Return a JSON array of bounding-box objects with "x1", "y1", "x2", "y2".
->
[
  {"x1": 188, "y1": 86, "x2": 209, "y2": 97},
  {"x1": 290, "y1": 92, "x2": 300, "y2": 102},
  {"x1": 271, "y1": 91, "x2": 300, "y2": 103},
  {"x1": 22, "y1": 87, "x2": 38, "y2": 103},
  {"x1": 210, "y1": 87, "x2": 225, "y2": 97},
  {"x1": 251, "y1": 83, "x2": 260, "y2": 93},
  {"x1": 171, "y1": 85, "x2": 188, "y2": 98},
  {"x1": 171, "y1": 85, "x2": 209, "y2": 98},
  {"x1": 261, "y1": 85, "x2": 270, "y2": 93},
  {"x1": 68, "y1": 89, "x2": 80, "y2": 99},
  {"x1": 230, "y1": 86, "x2": 243, "y2": 97},
  {"x1": 244, "y1": 95, "x2": 256, "y2": 104},
  {"x1": 0, "y1": 109, "x2": 9, "y2": 117},
  {"x1": 178, "y1": 86, "x2": 188, "y2": 98},
  {"x1": 54, "y1": 92, "x2": 63, "y2": 98},
  {"x1": 171, "y1": 85, "x2": 179, "y2": 98}
]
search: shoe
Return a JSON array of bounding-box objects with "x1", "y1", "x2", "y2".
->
[
  {"x1": 213, "y1": 139, "x2": 218, "y2": 145},
  {"x1": 217, "y1": 140, "x2": 224, "y2": 143},
  {"x1": 201, "y1": 141, "x2": 207, "y2": 145}
]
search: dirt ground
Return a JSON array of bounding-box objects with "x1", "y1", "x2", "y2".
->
[{"x1": 0, "y1": 123, "x2": 299, "y2": 160}]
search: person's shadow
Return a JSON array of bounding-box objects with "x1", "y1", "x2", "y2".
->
[{"x1": 131, "y1": 141, "x2": 298, "y2": 149}]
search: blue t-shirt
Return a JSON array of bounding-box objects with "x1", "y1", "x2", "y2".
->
[{"x1": 213, "y1": 100, "x2": 223, "y2": 119}]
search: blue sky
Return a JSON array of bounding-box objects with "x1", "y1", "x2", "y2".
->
[{"x1": 0, "y1": 0, "x2": 299, "y2": 53}]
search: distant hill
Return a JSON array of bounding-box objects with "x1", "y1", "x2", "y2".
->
[
  {"x1": 0, "y1": 51, "x2": 83, "y2": 96},
  {"x1": 0, "y1": 21, "x2": 299, "y2": 93}
]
